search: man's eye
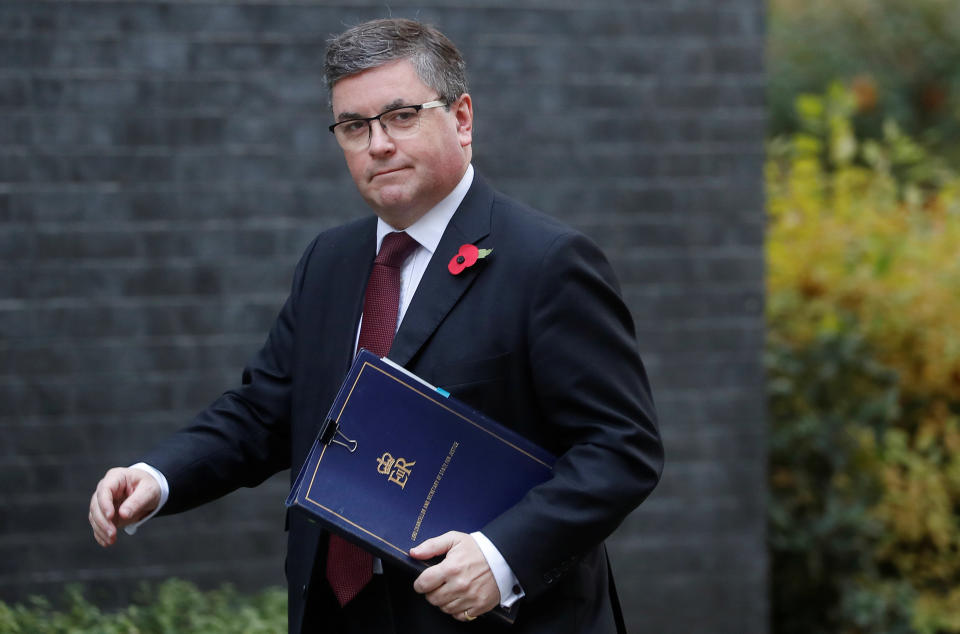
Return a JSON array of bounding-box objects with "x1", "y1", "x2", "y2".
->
[
  {"x1": 342, "y1": 121, "x2": 367, "y2": 134},
  {"x1": 386, "y1": 109, "x2": 418, "y2": 126}
]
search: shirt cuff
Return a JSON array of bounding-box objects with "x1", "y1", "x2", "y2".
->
[
  {"x1": 123, "y1": 463, "x2": 169, "y2": 536},
  {"x1": 470, "y1": 531, "x2": 525, "y2": 608}
]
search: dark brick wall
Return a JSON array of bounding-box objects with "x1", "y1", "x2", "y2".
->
[{"x1": 1, "y1": 2, "x2": 767, "y2": 632}]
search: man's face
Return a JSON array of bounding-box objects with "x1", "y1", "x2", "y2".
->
[{"x1": 330, "y1": 59, "x2": 473, "y2": 229}]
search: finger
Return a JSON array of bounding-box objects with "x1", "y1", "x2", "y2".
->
[
  {"x1": 417, "y1": 564, "x2": 477, "y2": 605},
  {"x1": 413, "y1": 563, "x2": 446, "y2": 596},
  {"x1": 425, "y1": 563, "x2": 480, "y2": 608},
  {"x1": 440, "y1": 594, "x2": 470, "y2": 615},
  {"x1": 116, "y1": 475, "x2": 159, "y2": 524},
  {"x1": 444, "y1": 599, "x2": 480, "y2": 623},
  {"x1": 91, "y1": 483, "x2": 118, "y2": 537},
  {"x1": 95, "y1": 468, "x2": 130, "y2": 522},
  {"x1": 89, "y1": 491, "x2": 116, "y2": 546},
  {"x1": 443, "y1": 594, "x2": 496, "y2": 621},
  {"x1": 412, "y1": 532, "x2": 465, "y2": 595},
  {"x1": 425, "y1": 582, "x2": 461, "y2": 609},
  {"x1": 410, "y1": 531, "x2": 459, "y2": 560}
]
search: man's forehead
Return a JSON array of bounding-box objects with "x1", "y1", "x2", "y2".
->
[
  {"x1": 334, "y1": 98, "x2": 414, "y2": 122},
  {"x1": 330, "y1": 59, "x2": 431, "y2": 116}
]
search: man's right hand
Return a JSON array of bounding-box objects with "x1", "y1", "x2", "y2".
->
[{"x1": 89, "y1": 467, "x2": 161, "y2": 547}]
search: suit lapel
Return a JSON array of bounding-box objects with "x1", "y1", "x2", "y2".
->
[{"x1": 388, "y1": 176, "x2": 495, "y2": 367}]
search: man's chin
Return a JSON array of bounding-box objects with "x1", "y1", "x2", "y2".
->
[{"x1": 370, "y1": 186, "x2": 409, "y2": 210}]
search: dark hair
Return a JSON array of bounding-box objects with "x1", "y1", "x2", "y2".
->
[{"x1": 324, "y1": 18, "x2": 468, "y2": 107}]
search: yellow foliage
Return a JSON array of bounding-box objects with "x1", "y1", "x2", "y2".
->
[
  {"x1": 767, "y1": 85, "x2": 960, "y2": 630},
  {"x1": 767, "y1": 92, "x2": 960, "y2": 399},
  {"x1": 914, "y1": 583, "x2": 960, "y2": 634}
]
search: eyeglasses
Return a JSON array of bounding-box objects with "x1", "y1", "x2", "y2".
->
[{"x1": 328, "y1": 100, "x2": 447, "y2": 151}]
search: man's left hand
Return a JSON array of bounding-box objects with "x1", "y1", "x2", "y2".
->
[{"x1": 410, "y1": 531, "x2": 500, "y2": 622}]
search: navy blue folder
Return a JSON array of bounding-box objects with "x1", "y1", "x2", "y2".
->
[{"x1": 286, "y1": 349, "x2": 556, "y2": 624}]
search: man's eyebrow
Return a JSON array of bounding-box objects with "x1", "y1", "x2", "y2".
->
[
  {"x1": 381, "y1": 99, "x2": 407, "y2": 111},
  {"x1": 335, "y1": 99, "x2": 411, "y2": 122}
]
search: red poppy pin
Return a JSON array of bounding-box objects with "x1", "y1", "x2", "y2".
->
[{"x1": 448, "y1": 243, "x2": 493, "y2": 275}]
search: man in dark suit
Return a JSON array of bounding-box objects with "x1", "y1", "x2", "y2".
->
[{"x1": 88, "y1": 18, "x2": 663, "y2": 633}]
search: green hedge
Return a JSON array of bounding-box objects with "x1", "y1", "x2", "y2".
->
[
  {"x1": 0, "y1": 580, "x2": 286, "y2": 634},
  {"x1": 768, "y1": 329, "x2": 914, "y2": 633}
]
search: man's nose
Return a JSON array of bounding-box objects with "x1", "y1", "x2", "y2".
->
[{"x1": 367, "y1": 122, "x2": 395, "y2": 155}]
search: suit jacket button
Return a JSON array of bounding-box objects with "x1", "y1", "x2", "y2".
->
[
  {"x1": 301, "y1": 583, "x2": 309, "y2": 598},
  {"x1": 542, "y1": 573, "x2": 553, "y2": 584}
]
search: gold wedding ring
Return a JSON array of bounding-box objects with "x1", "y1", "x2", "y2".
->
[{"x1": 463, "y1": 609, "x2": 477, "y2": 621}]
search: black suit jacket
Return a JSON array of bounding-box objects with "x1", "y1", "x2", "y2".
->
[{"x1": 142, "y1": 174, "x2": 663, "y2": 633}]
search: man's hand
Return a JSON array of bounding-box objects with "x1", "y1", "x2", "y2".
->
[
  {"x1": 410, "y1": 531, "x2": 500, "y2": 622},
  {"x1": 88, "y1": 467, "x2": 161, "y2": 547}
]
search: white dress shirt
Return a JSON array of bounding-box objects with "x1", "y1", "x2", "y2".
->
[{"x1": 129, "y1": 164, "x2": 523, "y2": 608}]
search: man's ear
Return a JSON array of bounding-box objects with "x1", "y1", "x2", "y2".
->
[{"x1": 454, "y1": 93, "x2": 473, "y2": 148}]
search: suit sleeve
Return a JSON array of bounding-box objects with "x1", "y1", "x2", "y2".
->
[
  {"x1": 481, "y1": 231, "x2": 664, "y2": 600},
  {"x1": 139, "y1": 236, "x2": 319, "y2": 514}
]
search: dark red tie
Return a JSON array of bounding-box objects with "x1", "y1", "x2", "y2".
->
[{"x1": 325, "y1": 231, "x2": 419, "y2": 607}]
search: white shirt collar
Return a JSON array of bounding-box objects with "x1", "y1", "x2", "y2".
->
[{"x1": 375, "y1": 163, "x2": 474, "y2": 255}]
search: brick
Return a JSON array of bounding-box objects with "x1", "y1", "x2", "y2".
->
[
  {"x1": 0, "y1": 300, "x2": 281, "y2": 340},
  {"x1": 611, "y1": 570, "x2": 767, "y2": 634},
  {"x1": 654, "y1": 388, "x2": 766, "y2": 431},
  {"x1": 3, "y1": 338, "x2": 258, "y2": 378}
]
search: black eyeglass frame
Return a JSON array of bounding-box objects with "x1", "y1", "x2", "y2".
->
[{"x1": 328, "y1": 100, "x2": 448, "y2": 138}]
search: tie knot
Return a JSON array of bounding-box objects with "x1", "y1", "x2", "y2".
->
[{"x1": 376, "y1": 232, "x2": 419, "y2": 268}]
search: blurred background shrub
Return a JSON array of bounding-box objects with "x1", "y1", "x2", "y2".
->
[
  {"x1": 768, "y1": 0, "x2": 960, "y2": 164},
  {"x1": 767, "y1": 76, "x2": 960, "y2": 632}
]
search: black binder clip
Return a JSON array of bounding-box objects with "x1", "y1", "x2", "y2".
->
[{"x1": 318, "y1": 417, "x2": 358, "y2": 453}]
